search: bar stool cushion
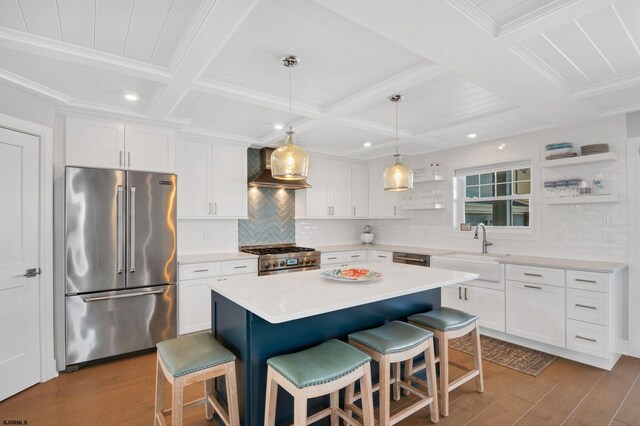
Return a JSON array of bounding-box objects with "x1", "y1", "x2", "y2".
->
[
  {"x1": 267, "y1": 339, "x2": 371, "y2": 389},
  {"x1": 348, "y1": 321, "x2": 433, "y2": 355},
  {"x1": 156, "y1": 332, "x2": 236, "y2": 378},
  {"x1": 409, "y1": 307, "x2": 478, "y2": 331}
]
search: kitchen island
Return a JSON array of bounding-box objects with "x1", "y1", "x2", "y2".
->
[{"x1": 209, "y1": 262, "x2": 477, "y2": 425}]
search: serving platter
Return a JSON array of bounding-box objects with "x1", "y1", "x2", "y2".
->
[{"x1": 321, "y1": 268, "x2": 383, "y2": 283}]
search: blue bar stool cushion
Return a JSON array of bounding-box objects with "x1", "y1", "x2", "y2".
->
[
  {"x1": 348, "y1": 320, "x2": 433, "y2": 354},
  {"x1": 156, "y1": 331, "x2": 236, "y2": 378},
  {"x1": 408, "y1": 307, "x2": 478, "y2": 332}
]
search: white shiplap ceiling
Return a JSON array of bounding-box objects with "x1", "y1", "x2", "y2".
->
[{"x1": 0, "y1": 0, "x2": 635, "y2": 159}]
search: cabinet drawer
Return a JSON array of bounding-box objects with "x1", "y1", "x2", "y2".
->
[
  {"x1": 370, "y1": 250, "x2": 393, "y2": 262},
  {"x1": 344, "y1": 250, "x2": 366, "y2": 263},
  {"x1": 566, "y1": 270, "x2": 609, "y2": 293},
  {"x1": 566, "y1": 319, "x2": 608, "y2": 358},
  {"x1": 506, "y1": 264, "x2": 565, "y2": 287},
  {"x1": 179, "y1": 262, "x2": 221, "y2": 280},
  {"x1": 321, "y1": 253, "x2": 343, "y2": 265},
  {"x1": 567, "y1": 289, "x2": 608, "y2": 325},
  {"x1": 221, "y1": 259, "x2": 258, "y2": 276}
]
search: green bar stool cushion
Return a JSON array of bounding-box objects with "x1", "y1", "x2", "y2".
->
[
  {"x1": 409, "y1": 307, "x2": 478, "y2": 331},
  {"x1": 267, "y1": 339, "x2": 371, "y2": 389},
  {"x1": 156, "y1": 332, "x2": 236, "y2": 378},
  {"x1": 348, "y1": 320, "x2": 433, "y2": 355}
]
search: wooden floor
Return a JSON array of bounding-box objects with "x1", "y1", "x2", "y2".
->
[{"x1": 1, "y1": 350, "x2": 639, "y2": 425}]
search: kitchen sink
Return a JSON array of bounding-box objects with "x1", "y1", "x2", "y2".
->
[{"x1": 430, "y1": 252, "x2": 507, "y2": 282}]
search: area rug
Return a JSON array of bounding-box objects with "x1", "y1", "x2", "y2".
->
[{"x1": 448, "y1": 335, "x2": 557, "y2": 376}]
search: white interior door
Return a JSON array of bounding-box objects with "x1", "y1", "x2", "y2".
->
[{"x1": 0, "y1": 127, "x2": 41, "y2": 401}]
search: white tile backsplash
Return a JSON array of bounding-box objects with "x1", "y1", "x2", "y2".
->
[{"x1": 177, "y1": 219, "x2": 239, "y2": 254}]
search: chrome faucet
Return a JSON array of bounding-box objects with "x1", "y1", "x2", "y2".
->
[{"x1": 474, "y1": 223, "x2": 493, "y2": 254}]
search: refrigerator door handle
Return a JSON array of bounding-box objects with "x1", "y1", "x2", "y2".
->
[
  {"x1": 116, "y1": 186, "x2": 124, "y2": 274},
  {"x1": 82, "y1": 288, "x2": 164, "y2": 302},
  {"x1": 129, "y1": 186, "x2": 136, "y2": 273}
]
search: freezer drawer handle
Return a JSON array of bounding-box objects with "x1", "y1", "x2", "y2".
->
[
  {"x1": 524, "y1": 273, "x2": 542, "y2": 277},
  {"x1": 575, "y1": 304, "x2": 597, "y2": 310},
  {"x1": 82, "y1": 288, "x2": 164, "y2": 302},
  {"x1": 575, "y1": 278, "x2": 597, "y2": 284},
  {"x1": 524, "y1": 284, "x2": 542, "y2": 290},
  {"x1": 129, "y1": 186, "x2": 136, "y2": 273},
  {"x1": 394, "y1": 256, "x2": 426, "y2": 263},
  {"x1": 575, "y1": 335, "x2": 597, "y2": 343}
]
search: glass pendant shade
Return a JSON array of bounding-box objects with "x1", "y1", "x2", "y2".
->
[
  {"x1": 271, "y1": 130, "x2": 309, "y2": 180},
  {"x1": 384, "y1": 154, "x2": 413, "y2": 191}
]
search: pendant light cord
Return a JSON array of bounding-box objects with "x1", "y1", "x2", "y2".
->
[
  {"x1": 395, "y1": 100, "x2": 399, "y2": 155},
  {"x1": 289, "y1": 66, "x2": 293, "y2": 132}
]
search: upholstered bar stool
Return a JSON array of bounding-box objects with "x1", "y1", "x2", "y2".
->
[
  {"x1": 264, "y1": 339, "x2": 375, "y2": 426},
  {"x1": 154, "y1": 332, "x2": 240, "y2": 426},
  {"x1": 408, "y1": 307, "x2": 484, "y2": 417},
  {"x1": 347, "y1": 321, "x2": 439, "y2": 426}
]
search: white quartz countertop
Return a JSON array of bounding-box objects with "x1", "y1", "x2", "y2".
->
[
  {"x1": 315, "y1": 244, "x2": 455, "y2": 256},
  {"x1": 178, "y1": 252, "x2": 258, "y2": 264},
  {"x1": 209, "y1": 262, "x2": 477, "y2": 324}
]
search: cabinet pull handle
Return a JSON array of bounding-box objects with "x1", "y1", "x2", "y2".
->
[
  {"x1": 464, "y1": 287, "x2": 468, "y2": 300},
  {"x1": 458, "y1": 287, "x2": 462, "y2": 300},
  {"x1": 394, "y1": 206, "x2": 397, "y2": 216},
  {"x1": 214, "y1": 203, "x2": 217, "y2": 215},
  {"x1": 194, "y1": 269, "x2": 209, "y2": 273},
  {"x1": 331, "y1": 206, "x2": 334, "y2": 215},
  {"x1": 575, "y1": 278, "x2": 597, "y2": 284},
  {"x1": 394, "y1": 256, "x2": 426, "y2": 263},
  {"x1": 234, "y1": 265, "x2": 247, "y2": 269},
  {"x1": 524, "y1": 284, "x2": 542, "y2": 290},
  {"x1": 119, "y1": 150, "x2": 124, "y2": 167},
  {"x1": 327, "y1": 206, "x2": 331, "y2": 216},
  {"x1": 353, "y1": 206, "x2": 356, "y2": 216},
  {"x1": 327, "y1": 256, "x2": 337, "y2": 260},
  {"x1": 575, "y1": 304, "x2": 597, "y2": 310},
  {"x1": 351, "y1": 255, "x2": 360, "y2": 258},
  {"x1": 524, "y1": 273, "x2": 542, "y2": 277},
  {"x1": 575, "y1": 335, "x2": 597, "y2": 343},
  {"x1": 127, "y1": 152, "x2": 131, "y2": 167},
  {"x1": 377, "y1": 255, "x2": 387, "y2": 259}
]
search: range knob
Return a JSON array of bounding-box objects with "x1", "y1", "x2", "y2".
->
[
  {"x1": 264, "y1": 262, "x2": 271, "y2": 269},
  {"x1": 305, "y1": 259, "x2": 311, "y2": 265},
  {"x1": 311, "y1": 258, "x2": 316, "y2": 264},
  {"x1": 280, "y1": 261, "x2": 285, "y2": 267}
]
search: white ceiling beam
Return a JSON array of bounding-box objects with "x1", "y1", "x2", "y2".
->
[
  {"x1": 148, "y1": 0, "x2": 261, "y2": 121},
  {"x1": 0, "y1": 67, "x2": 72, "y2": 103},
  {"x1": 315, "y1": 0, "x2": 597, "y2": 126},
  {"x1": 0, "y1": 27, "x2": 172, "y2": 83},
  {"x1": 335, "y1": 117, "x2": 412, "y2": 138}
]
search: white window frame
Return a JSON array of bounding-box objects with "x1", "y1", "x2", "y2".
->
[{"x1": 453, "y1": 160, "x2": 534, "y2": 235}]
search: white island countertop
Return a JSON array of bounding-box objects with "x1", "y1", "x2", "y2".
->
[{"x1": 209, "y1": 262, "x2": 478, "y2": 324}]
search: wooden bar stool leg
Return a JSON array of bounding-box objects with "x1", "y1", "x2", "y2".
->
[
  {"x1": 172, "y1": 377, "x2": 184, "y2": 426},
  {"x1": 154, "y1": 357, "x2": 164, "y2": 426},
  {"x1": 437, "y1": 331, "x2": 450, "y2": 417},
  {"x1": 403, "y1": 357, "x2": 414, "y2": 396},
  {"x1": 471, "y1": 325, "x2": 484, "y2": 393},
  {"x1": 204, "y1": 378, "x2": 215, "y2": 420},
  {"x1": 330, "y1": 391, "x2": 339, "y2": 425},
  {"x1": 425, "y1": 342, "x2": 439, "y2": 423},
  {"x1": 264, "y1": 367, "x2": 278, "y2": 426},
  {"x1": 225, "y1": 362, "x2": 240, "y2": 426},
  {"x1": 293, "y1": 395, "x2": 307, "y2": 426},
  {"x1": 392, "y1": 362, "x2": 401, "y2": 401},
  {"x1": 345, "y1": 381, "x2": 356, "y2": 419},
  {"x1": 379, "y1": 355, "x2": 391, "y2": 426},
  {"x1": 360, "y1": 365, "x2": 375, "y2": 426}
]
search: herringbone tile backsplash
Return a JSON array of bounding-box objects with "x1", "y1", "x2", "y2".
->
[{"x1": 238, "y1": 149, "x2": 295, "y2": 246}]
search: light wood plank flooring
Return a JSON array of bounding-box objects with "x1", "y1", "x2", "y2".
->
[{"x1": 1, "y1": 350, "x2": 639, "y2": 425}]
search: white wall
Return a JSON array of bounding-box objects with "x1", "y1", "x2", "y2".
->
[
  {"x1": 0, "y1": 81, "x2": 55, "y2": 127},
  {"x1": 296, "y1": 219, "x2": 370, "y2": 247}
]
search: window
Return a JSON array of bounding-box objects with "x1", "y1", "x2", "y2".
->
[{"x1": 457, "y1": 163, "x2": 531, "y2": 227}]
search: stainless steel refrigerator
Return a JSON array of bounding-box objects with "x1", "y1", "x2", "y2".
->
[{"x1": 64, "y1": 167, "x2": 177, "y2": 368}]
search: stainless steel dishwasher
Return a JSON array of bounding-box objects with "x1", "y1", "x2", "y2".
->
[{"x1": 392, "y1": 252, "x2": 430, "y2": 267}]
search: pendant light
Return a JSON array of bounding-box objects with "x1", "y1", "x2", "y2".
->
[
  {"x1": 383, "y1": 94, "x2": 413, "y2": 191},
  {"x1": 271, "y1": 55, "x2": 309, "y2": 180}
]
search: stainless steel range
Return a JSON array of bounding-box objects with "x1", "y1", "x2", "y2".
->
[{"x1": 240, "y1": 244, "x2": 321, "y2": 276}]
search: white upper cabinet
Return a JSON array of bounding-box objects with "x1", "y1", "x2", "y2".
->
[
  {"x1": 124, "y1": 125, "x2": 176, "y2": 173},
  {"x1": 176, "y1": 140, "x2": 247, "y2": 219},
  {"x1": 351, "y1": 162, "x2": 369, "y2": 218},
  {"x1": 368, "y1": 159, "x2": 406, "y2": 218},
  {"x1": 66, "y1": 117, "x2": 125, "y2": 169},
  {"x1": 65, "y1": 116, "x2": 175, "y2": 173},
  {"x1": 297, "y1": 154, "x2": 369, "y2": 219}
]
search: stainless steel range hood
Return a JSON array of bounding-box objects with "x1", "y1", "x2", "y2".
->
[{"x1": 248, "y1": 147, "x2": 311, "y2": 189}]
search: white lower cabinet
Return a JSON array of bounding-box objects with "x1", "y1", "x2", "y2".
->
[
  {"x1": 506, "y1": 280, "x2": 565, "y2": 347},
  {"x1": 566, "y1": 319, "x2": 608, "y2": 358},
  {"x1": 367, "y1": 250, "x2": 392, "y2": 263},
  {"x1": 321, "y1": 250, "x2": 366, "y2": 268},
  {"x1": 178, "y1": 259, "x2": 257, "y2": 334},
  {"x1": 442, "y1": 284, "x2": 505, "y2": 332}
]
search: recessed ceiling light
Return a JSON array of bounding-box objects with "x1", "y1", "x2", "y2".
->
[
  {"x1": 123, "y1": 91, "x2": 140, "y2": 102},
  {"x1": 498, "y1": 143, "x2": 506, "y2": 150},
  {"x1": 467, "y1": 132, "x2": 478, "y2": 139},
  {"x1": 273, "y1": 122, "x2": 285, "y2": 130},
  {"x1": 363, "y1": 142, "x2": 372, "y2": 147}
]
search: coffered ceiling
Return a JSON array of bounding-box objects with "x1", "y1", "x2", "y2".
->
[{"x1": 0, "y1": 0, "x2": 636, "y2": 159}]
